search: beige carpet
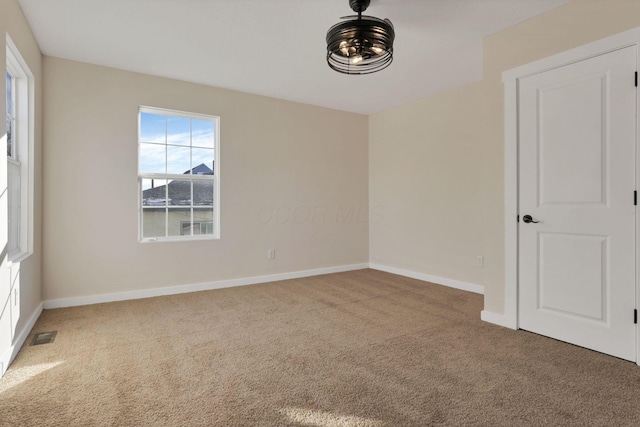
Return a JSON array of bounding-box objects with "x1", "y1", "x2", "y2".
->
[{"x1": 1, "y1": 269, "x2": 640, "y2": 426}]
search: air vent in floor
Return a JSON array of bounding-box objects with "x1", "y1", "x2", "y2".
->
[{"x1": 31, "y1": 331, "x2": 57, "y2": 346}]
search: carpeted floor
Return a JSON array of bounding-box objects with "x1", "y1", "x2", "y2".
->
[{"x1": 1, "y1": 269, "x2": 640, "y2": 426}]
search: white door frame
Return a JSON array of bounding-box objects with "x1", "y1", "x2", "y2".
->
[{"x1": 503, "y1": 26, "x2": 640, "y2": 363}]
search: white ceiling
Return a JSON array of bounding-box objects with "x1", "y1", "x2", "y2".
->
[{"x1": 17, "y1": 0, "x2": 569, "y2": 115}]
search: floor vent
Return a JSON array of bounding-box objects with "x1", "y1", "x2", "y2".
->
[{"x1": 31, "y1": 331, "x2": 57, "y2": 346}]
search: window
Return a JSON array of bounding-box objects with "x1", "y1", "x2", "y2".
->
[
  {"x1": 138, "y1": 106, "x2": 220, "y2": 241},
  {"x1": 5, "y1": 36, "x2": 34, "y2": 261}
]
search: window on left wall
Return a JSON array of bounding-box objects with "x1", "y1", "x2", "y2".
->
[{"x1": 5, "y1": 37, "x2": 34, "y2": 261}]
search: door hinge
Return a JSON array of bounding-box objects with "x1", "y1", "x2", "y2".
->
[
  {"x1": 517, "y1": 215, "x2": 520, "y2": 223},
  {"x1": 634, "y1": 309, "x2": 637, "y2": 324},
  {"x1": 635, "y1": 191, "x2": 637, "y2": 206},
  {"x1": 636, "y1": 71, "x2": 638, "y2": 87}
]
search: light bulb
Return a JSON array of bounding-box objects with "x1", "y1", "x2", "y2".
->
[
  {"x1": 371, "y1": 46, "x2": 384, "y2": 54},
  {"x1": 339, "y1": 41, "x2": 349, "y2": 55},
  {"x1": 350, "y1": 54, "x2": 363, "y2": 65}
]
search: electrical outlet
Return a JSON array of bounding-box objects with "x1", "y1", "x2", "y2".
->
[
  {"x1": 268, "y1": 249, "x2": 276, "y2": 259},
  {"x1": 477, "y1": 256, "x2": 484, "y2": 268}
]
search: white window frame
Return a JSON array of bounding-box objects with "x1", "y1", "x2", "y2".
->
[
  {"x1": 138, "y1": 106, "x2": 220, "y2": 242},
  {"x1": 6, "y1": 35, "x2": 34, "y2": 262}
]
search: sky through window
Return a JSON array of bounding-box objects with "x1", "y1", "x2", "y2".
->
[{"x1": 139, "y1": 112, "x2": 215, "y2": 175}]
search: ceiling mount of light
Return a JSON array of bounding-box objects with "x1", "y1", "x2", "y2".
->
[{"x1": 326, "y1": 0, "x2": 395, "y2": 75}]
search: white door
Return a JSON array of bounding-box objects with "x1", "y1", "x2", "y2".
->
[{"x1": 518, "y1": 46, "x2": 637, "y2": 361}]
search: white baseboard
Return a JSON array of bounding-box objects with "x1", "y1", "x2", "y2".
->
[
  {"x1": 481, "y1": 310, "x2": 517, "y2": 329},
  {"x1": 369, "y1": 263, "x2": 484, "y2": 295},
  {"x1": 1, "y1": 302, "x2": 43, "y2": 377},
  {"x1": 43, "y1": 263, "x2": 370, "y2": 309}
]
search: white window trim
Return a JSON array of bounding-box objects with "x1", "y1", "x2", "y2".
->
[
  {"x1": 138, "y1": 106, "x2": 220, "y2": 242},
  {"x1": 6, "y1": 35, "x2": 34, "y2": 263}
]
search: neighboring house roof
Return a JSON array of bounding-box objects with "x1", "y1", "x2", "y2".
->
[
  {"x1": 190, "y1": 163, "x2": 213, "y2": 175},
  {"x1": 143, "y1": 163, "x2": 214, "y2": 206}
]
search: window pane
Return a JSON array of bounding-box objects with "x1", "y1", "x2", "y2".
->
[
  {"x1": 167, "y1": 180, "x2": 192, "y2": 206},
  {"x1": 193, "y1": 180, "x2": 214, "y2": 206},
  {"x1": 7, "y1": 119, "x2": 13, "y2": 157},
  {"x1": 192, "y1": 119, "x2": 215, "y2": 148},
  {"x1": 193, "y1": 208, "x2": 214, "y2": 235},
  {"x1": 8, "y1": 161, "x2": 20, "y2": 252},
  {"x1": 167, "y1": 116, "x2": 190, "y2": 146},
  {"x1": 142, "y1": 207, "x2": 166, "y2": 238},
  {"x1": 139, "y1": 143, "x2": 166, "y2": 173},
  {"x1": 140, "y1": 112, "x2": 166, "y2": 143},
  {"x1": 189, "y1": 221, "x2": 213, "y2": 235},
  {"x1": 180, "y1": 220, "x2": 194, "y2": 236},
  {"x1": 6, "y1": 72, "x2": 14, "y2": 157},
  {"x1": 142, "y1": 179, "x2": 167, "y2": 206},
  {"x1": 6, "y1": 112, "x2": 11, "y2": 158},
  {"x1": 6, "y1": 72, "x2": 12, "y2": 114},
  {"x1": 167, "y1": 208, "x2": 191, "y2": 237},
  {"x1": 192, "y1": 148, "x2": 214, "y2": 174},
  {"x1": 167, "y1": 145, "x2": 191, "y2": 174}
]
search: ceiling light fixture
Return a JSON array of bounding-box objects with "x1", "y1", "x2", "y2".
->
[{"x1": 326, "y1": 0, "x2": 395, "y2": 75}]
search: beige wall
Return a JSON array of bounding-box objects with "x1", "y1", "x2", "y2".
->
[
  {"x1": 369, "y1": 80, "x2": 492, "y2": 283},
  {"x1": 0, "y1": 0, "x2": 43, "y2": 370},
  {"x1": 370, "y1": 0, "x2": 640, "y2": 315},
  {"x1": 42, "y1": 57, "x2": 369, "y2": 301}
]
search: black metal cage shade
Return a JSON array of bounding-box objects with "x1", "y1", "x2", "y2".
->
[{"x1": 326, "y1": 16, "x2": 395, "y2": 75}]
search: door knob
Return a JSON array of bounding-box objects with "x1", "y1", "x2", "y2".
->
[{"x1": 522, "y1": 215, "x2": 539, "y2": 224}]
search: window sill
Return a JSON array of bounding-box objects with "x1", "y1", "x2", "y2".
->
[
  {"x1": 139, "y1": 235, "x2": 219, "y2": 243},
  {"x1": 8, "y1": 250, "x2": 33, "y2": 265}
]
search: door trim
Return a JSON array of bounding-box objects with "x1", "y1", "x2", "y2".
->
[{"x1": 502, "y1": 26, "x2": 640, "y2": 363}]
